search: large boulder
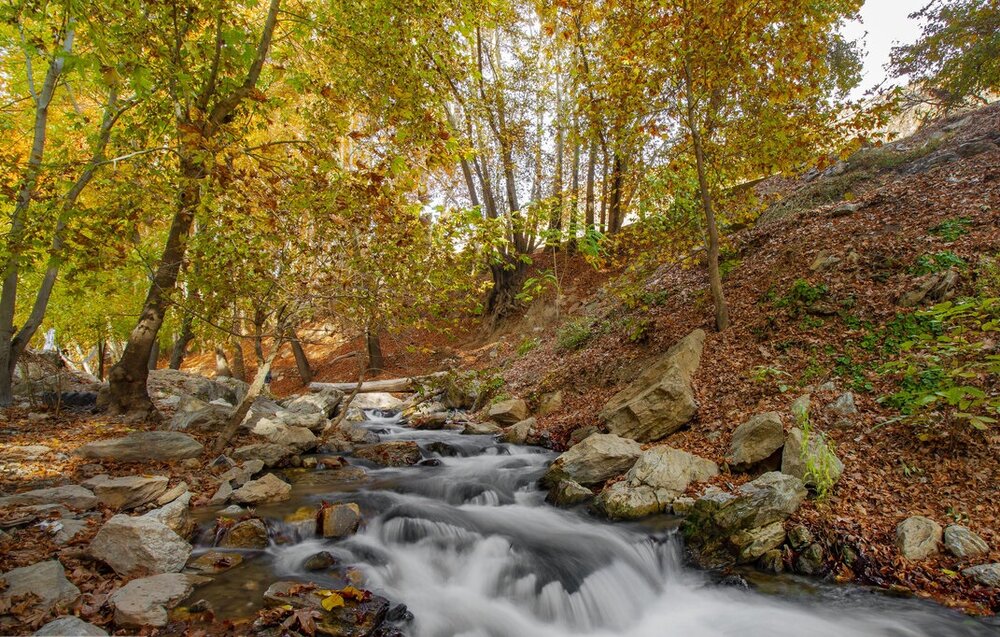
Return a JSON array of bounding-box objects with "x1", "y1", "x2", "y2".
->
[
  {"x1": 0, "y1": 485, "x2": 97, "y2": 510},
  {"x1": 142, "y1": 492, "x2": 194, "y2": 538},
  {"x1": 89, "y1": 515, "x2": 192, "y2": 576},
  {"x1": 594, "y1": 446, "x2": 717, "y2": 520},
  {"x1": 266, "y1": 425, "x2": 318, "y2": 452},
  {"x1": 683, "y1": 472, "x2": 807, "y2": 567},
  {"x1": 729, "y1": 412, "x2": 784, "y2": 468},
  {"x1": 943, "y1": 524, "x2": 989, "y2": 558},
  {"x1": 546, "y1": 480, "x2": 593, "y2": 507},
  {"x1": 355, "y1": 441, "x2": 422, "y2": 467},
  {"x1": 599, "y1": 330, "x2": 704, "y2": 442},
  {"x1": 896, "y1": 516, "x2": 942, "y2": 560},
  {"x1": 231, "y1": 473, "x2": 291, "y2": 504},
  {"x1": 488, "y1": 399, "x2": 529, "y2": 426},
  {"x1": 75, "y1": 431, "x2": 203, "y2": 463},
  {"x1": 541, "y1": 434, "x2": 642, "y2": 487},
  {"x1": 345, "y1": 392, "x2": 404, "y2": 420},
  {"x1": 501, "y1": 418, "x2": 536, "y2": 445},
  {"x1": 148, "y1": 368, "x2": 246, "y2": 405},
  {"x1": 86, "y1": 475, "x2": 169, "y2": 511},
  {"x1": 284, "y1": 387, "x2": 344, "y2": 417},
  {"x1": 109, "y1": 572, "x2": 208, "y2": 627},
  {"x1": 34, "y1": 616, "x2": 107, "y2": 636},
  {"x1": 780, "y1": 427, "x2": 844, "y2": 490},
  {"x1": 0, "y1": 561, "x2": 80, "y2": 613},
  {"x1": 168, "y1": 396, "x2": 233, "y2": 432}
]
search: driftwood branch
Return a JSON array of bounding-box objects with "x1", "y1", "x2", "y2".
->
[{"x1": 309, "y1": 371, "x2": 447, "y2": 394}]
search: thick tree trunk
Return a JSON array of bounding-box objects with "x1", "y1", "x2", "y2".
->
[
  {"x1": 169, "y1": 313, "x2": 194, "y2": 369},
  {"x1": 486, "y1": 255, "x2": 527, "y2": 321},
  {"x1": 684, "y1": 61, "x2": 730, "y2": 331},
  {"x1": 289, "y1": 329, "x2": 312, "y2": 384},
  {"x1": 214, "y1": 345, "x2": 232, "y2": 377},
  {"x1": 213, "y1": 340, "x2": 282, "y2": 454},
  {"x1": 230, "y1": 341, "x2": 246, "y2": 381},
  {"x1": 365, "y1": 329, "x2": 384, "y2": 374}
]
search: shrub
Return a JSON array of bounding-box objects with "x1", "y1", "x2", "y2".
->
[
  {"x1": 909, "y1": 251, "x2": 967, "y2": 275},
  {"x1": 516, "y1": 336, "x2": 540, "y2": 356},
  {"x1": 556, "y1": 318, "x2": 594, "y2": 351}
]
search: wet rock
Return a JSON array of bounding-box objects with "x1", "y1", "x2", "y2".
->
[
  {"x1": 0, "y1": 485, "x2": 97, "y2": 510},
  {"x1": 895, "y1": 516, "x2": 942, "y2": 560},
  {"x1": 488, "y1": 398, "x2": 529, "y2": 425},
  {"x1": 780, "y1": 427, "x2": 844, "y2": 490},
  {"x1": 600, "y1": 329, "x2": 704, "y2": 442},
  {"x1": 943, "y1": 524, "x2": 989, "y2": 558},
  {"x1": 219, "y1": 518, "x2": 269, "y2": 549},
  {"x1": 386, "y1": 603, "x2": 414, "y2": 623},
  {"x1": 142, "y1": 492, "x2": 194, "y2": 538},
  {"x1": 321, "y1": 503, "x2": 362, "y2": 538},
  {"x1": 86, "y1": 474, "x2": 169, "y2": 511},
  {"x1": 110, "y1": 572, "x2": 209, "y2": 627},
  {"x1": 231, "y1": 473, "x2": 291, "y2": 505},
  {"x1": 787, "y1": 524, "x2": 814, "y2": 550},
  {"x1": 345, "y1": 393, "x2": 404, "y2": 420},
  {"x1": 75, "y1": 431, "x2": 203, "y2": 463},
  {"x1": 303, "y1": 551, "x2": 338, "y2": 571},
  {"x1": 355, "y1": 441, "x2": 422, "y2": 467},
  {"x1": 536, "y1": 391, "x2": 563, "y2": 416},
  {"x1": 672, "y1": 496, "x2": 696, "y2": 516},
  {"x1": 90, "y1": 514, "x2": 192, "y2": 575},
  {"x1": 596, "y1": 446, "x2": 718, "y2": 520},
  {"x1": 425, "y1": 442, "x2": 461, "y2": 457},
  {"x1": 730, "y1": 521, "x2": 786, "y2": 563},
  {"x1": 463, "y1": 421, "x2": 501, "y2": 436},
  {"x1": 760, "y1": 549, "x2": 785, "y2": 574},
  {"x1": 232, "y1": 443, "x2": 295, "y2": 468},
  {"x1": 541, "y1": 433, "x2": 642, "y2": 487},
  {"x1": 185, "y1": 551, "x2": 244, "y2": 575},
  {"x1": 963, "y1": 563, "x2": 1000, "y2": 587},
  {"x1": 0, "y1": 561, "x2": 80, "y2": 612},
  {"x1": 795, "y1": 543, "x2": 825, "y2": 575},
  {"x1": 285, "y1": 387, "x2": 344, "y2": 417},
  {"x1": 34, "y1": 616, "x2": 107, "y2": 636},
  {"x1": 729, "y1": 412, "x2": 784, "y2": 469},
  {"x1": 546, "y1": 480, "x2": 593, "y2": 507},
  {"x1": 501, "y1": 418, "x2": 536, "y2": 444},
  {"x1": 263, "y1": 580, "x2": 390, "y2": 636}
]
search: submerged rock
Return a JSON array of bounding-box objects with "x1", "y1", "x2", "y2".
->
[
  {"x1": 263, "y1": 580, "x2": 390, "y2": 636},
  {"x1": 541, "y1": 434, "x2": 641, "y2": 487},
  {"x1": 185, "y1": 551, "x2": 244, "y2": 575}
]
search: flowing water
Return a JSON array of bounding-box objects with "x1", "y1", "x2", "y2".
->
[{"x1": 191, "y1": 412, "x2": 997, "y2": 637}]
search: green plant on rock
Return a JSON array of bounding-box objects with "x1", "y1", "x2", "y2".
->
[
  {"x1": 556, "y1": 318, "x2": 594, "y2": 351},
  {"x1": 909, "y1": 251, "x2": 967, "y2": 276}
]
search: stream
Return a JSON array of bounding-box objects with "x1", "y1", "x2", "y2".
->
[{"x1": 189, "y1": 411, "x2": 997, "y2": 636}]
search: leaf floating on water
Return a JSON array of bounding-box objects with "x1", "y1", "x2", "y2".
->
[{"x1": 320, "y1": 592, "x2": 345, "y2": 611}]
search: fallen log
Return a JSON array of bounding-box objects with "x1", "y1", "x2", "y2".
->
[{"x1": 309, "y1": 371, "x2": 447, "y2": 394}]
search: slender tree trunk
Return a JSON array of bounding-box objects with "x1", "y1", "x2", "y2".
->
[
  {"x1": 683, "y1": 60, "x2": 729, "y2": 331},
  {"x1": 568, "y1": 111, "x2": 581, "y2": 250},
  {"x1": 289, "y1": 328, "x2": 312, "y2": 384},
  {"x1": 169, "y1": 313, "x2": 194, "y2": 369},
  {"x1": 214, "y1": 345, "x2": 232, "y2": 377},
  {"x1": 0, "y1": 23, "x2": 75, "y2": 407},
  {"x1": 551, "y1": 63, "x2": 564, "y2": 234},
  {"x1": 365, "y1": 328, "x2": 384, "y2": 374},
  {"x1": 97, "y1": 336, "x2": 106, "y2": 381},
  {"x1": 585, "y1": 137, "x2": 596, "y2": 231},
  {"x1": 213, "y1": 339, "x2": 283, "y2": 454},
  {"x1": 148, "y1": 339, "x2": 160, "y2": 370},
  {"x1": 608, "y1": 152, "x2": 625, "y2": 233},
  {"x1": 230, "y1": 340, "x2": 246, "y2": 382},
  {"x1": 599, "y1": 146, "x2": 609, "y2": 233}
]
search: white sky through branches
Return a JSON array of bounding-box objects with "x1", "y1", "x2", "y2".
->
[{"x1": 843, "y1": 0, "x2": 927, "y2": 98}]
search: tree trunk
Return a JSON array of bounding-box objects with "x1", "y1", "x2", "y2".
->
[
  {"x1": 365, "y1": 329, "x2": 384, "y2": 374},
  {"x1": 585, "y1": 136, "x2": 596, "y2": 231},
  {"x1": 213, "y1": 339, "x2": 283, "y2": 454},
  {"x1": 289, "y1": 329, "x2": 313, "y2": 384},
  {"x1": 683, "y1": 60, "x2": 730, "y2": 331},
  {"x1": 599, "y1": 146, "x2": 608, "y2": 233},
  {"x1": 551, "y1": 61, "x2": 564, "y2": 234},
  {"x1": 608, "y1": 152, "x2": 625, "y2": 233},
  {"x1": 97, "y1": 336, "x2": 106, "y2": 381},
  {"x1": 230, "y1": 340, "x2": 246, "y2": 382},
  {"x1": 486, "y1": 255, "x2": 527, "y2": 322},
  {"x1": 169, "y1": 313, "x2": 194, "y2": 369},
  {"x1": 214, "y1": 345, "x2": 232, "y2": 377},
  {"x1": 148, "y1": 340, "x2": 160, "y2": 371}
]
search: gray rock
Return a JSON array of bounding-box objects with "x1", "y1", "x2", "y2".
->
[
  {"x1": 899, "y1": 269, "x2": 960, "y2": 307},
  {"x1": 796, "y1": 543, "x2": 825, "y2": 575},
  {"x1": 76, "y1": 431, "x2": 203, "y2": 462},
  {"x1": 0, "y1": 561, "x2": 80, "y2": 612},
  {"x1": 827, "y1": 202, "x2": 860, "y2": 217},
  {"x1": 625, "y1": 446, "x2": 717, "y2": 494},
  {"x1": 219, "y1": 518, "x2": 269, "y2": 549},
  {"x1": 303, "y1": 551, "x2": 337, "y2": 571},
  {"x1": 320, "y1": 503, "x2": 362, "y2": 538},
  {"x1": 148, "y1": 368, "x2": 245, "y2": 404},
  {"x1": 345, "y1": 392, "x2": 404, "y2": 420},
  {"x1": 284, "y1": 387, "x2": 344, "y2": 417},
  {"x1": 537, "y1": 391, "x2": 563, "y2": 416},
  {"x1": 956, "y1": 139, "x2": 998, "y2": 158},
  {"x1": 895, "y1": 516, "x2": 942, "y2": 560},
  {"x1": 156, "y1": 482, "x2": 189, "y2": 506},
  {"x1": 3, "y1": 444, "x2": 51, "y2": 460},
  {"x1": 266, "y1": 425, "x2": 318, "y2": 452},
  {"x1": 142, "y1": 492, "x2": 194, "y2": 538},
  {"x1": 787, "y1": 525, "x2": 814, "y2": 550},
  {"x1": 546, "y1": 480, "x2": 593, "y2": 507},
  {"x1": 208, "y1": 481, "x2": 233, "y2": 506},
  {"x1": 488, "y1": 399, "x2": 529, "y2": 425},
  {"x1": 231, "y1": 473, "x2": 291, "y2": 504},
  {"x1": 780, "y1": 427, "x2": 844, "y2": 490},
  {"x1": 594, "y1": 482, "x2": 669, "y2": 520},
  {"x1": 943, "y1": 525, "x2": 989, "y2": 558},
  {"x1": 730, "y1": 521, "x2": 786, "y2": 563},
  {"x1": 541, "y1": 433, "x2": 642, "y2": 487},
  {"x1": 502, "y1": 418, "x2": 536, "y2": 444},
  {"x1": 168, "y1": 396, "x2": 232, "y2": 432},
  {"x1": 963, "y1": 563, "x2": 1000, "y2": 587},
  {"x1": 600, "y1": 330, "x2": 704, "y2": 442},
  {"x1": 790, "y1": 394, "x2": 811, "y2": 422},
  {"x1": 826, "y1": 392, "x2": 857, "y2": 416},
  {"x1": 34, "y1": 616, "x2": 107, "y2": 636},
  {"x1": 90, "y1": 514, "x2": 192, "y2": 576},
  {"x1": 729, "y1": 412, "x2": 784, "y2": 468},
  {"x1": 51, "y1": 518, "x2": 91, "y2": 545},
  {"x1": 0, "y1": 485, "x2": 97, "y2": 510},
  {"x1": 110, "y1": 572, "x2": 208, "y2": 627},
  {"x1": 87, "y1": 475, "x2": 169, "y2": 510},
  {"x1": 568, "y1": 425, "x2": 601, "y2": 447},
  {"x1": 672, "y1": 496, "x2": 696, "y2": 516},
  {"x1": 232, "y1": 443, "x2": 295, "y2": 467},
  {"x1": 463, "y1": 421, "x2": 502, "y2": 435}
]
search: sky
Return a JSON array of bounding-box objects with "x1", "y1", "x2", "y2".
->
[{"x1": 842, "y1": 0, "x2": 928, "y2": 98}]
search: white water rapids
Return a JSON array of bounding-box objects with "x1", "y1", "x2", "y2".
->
[{"x1": 198, "y1": 411, "x2": 997, "y2": 637}]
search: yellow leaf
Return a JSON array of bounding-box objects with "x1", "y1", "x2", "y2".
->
[
  {"x1": 339, "y1": 586, "x2": 367, "y2": 602},
  {"x1": 321, "y1": 593, "x2": 345, "y2": 611}
]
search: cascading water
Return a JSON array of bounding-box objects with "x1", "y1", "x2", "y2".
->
[{"x1": 192, "y1": 411, "x2": 997, "y2": 637}]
